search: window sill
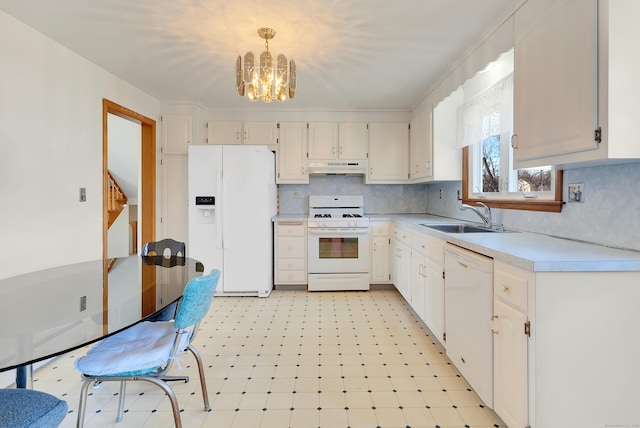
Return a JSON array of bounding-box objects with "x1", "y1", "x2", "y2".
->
[{"x1": 460, "y1": 198, "x2": 565, "y2": 213}]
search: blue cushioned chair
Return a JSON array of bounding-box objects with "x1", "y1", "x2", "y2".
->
[
  {"x1": 0, "y1": 388, "x2": 67, "y2": 427},
  {"x1": 74, "y1": 269, "x2": 220, "y2": 428}
]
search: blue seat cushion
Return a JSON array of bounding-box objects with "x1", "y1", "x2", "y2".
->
[
  {"x1": 0, "y1": 389, "x2": 68, "y2": 428},
  {"x1": 75, "y1": 321, "x2": 189, "y2": 377}
]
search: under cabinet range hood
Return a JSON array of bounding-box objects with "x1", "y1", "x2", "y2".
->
[{"x1": 307, "y1": 161, "x2": 367, "y2": 175}]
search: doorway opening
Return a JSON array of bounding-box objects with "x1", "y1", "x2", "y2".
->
[{"x1": 102, "y1": 99, "x2": 156, "y2": 259}]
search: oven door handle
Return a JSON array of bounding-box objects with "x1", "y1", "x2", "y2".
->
[{"x1": 308, "y1": 228, "x2": 370, "y2": 235}]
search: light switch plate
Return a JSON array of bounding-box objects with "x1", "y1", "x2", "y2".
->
[
  {"x1": 568, "y1": 183, "x2": 584, "y2": 203},
  {"x1": 79, "y1": 187, "x2": 87, "y2": 202}
]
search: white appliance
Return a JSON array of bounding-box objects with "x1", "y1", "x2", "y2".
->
[
  {"x1": 188, "y1": 145, "x2": 276, "y2": 297},
  {"x1": 444, "y1": 243, "x2": 494, "y2": 407},
  {"x1": 307, "y1": 195, "x2": 370, "y2": 291}
]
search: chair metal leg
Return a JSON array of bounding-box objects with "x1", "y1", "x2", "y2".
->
[
  {"x1": 77, "y1": 376, "x2": 182, "y2": 428},
  {"x1": 187, "y1": 344, "x2": 211, "y2": 411},
  {"x1": 139, "y1": 377, "x2": 183, "y2": 428},
  {"x1": 76, "y1": 379, "x2": 92, "y2": 428},
  {"x1": 116, "y1": 381, "x2": 126, "y2": 422}
]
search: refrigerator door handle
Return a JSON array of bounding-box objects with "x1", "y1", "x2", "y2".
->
[{"x1": 216, "y1": 169, "x2": 223, "y2": 249}]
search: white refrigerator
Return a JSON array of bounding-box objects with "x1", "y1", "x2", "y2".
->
[{"x1": 188, "y1": 145, "x2": 276, "y2": 297}]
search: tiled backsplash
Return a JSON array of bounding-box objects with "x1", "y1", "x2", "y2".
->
[
  {"x1": 426, "y1": 162, "x2": 640, "y2": 252},
  {"x1": 278, "y1": 162, "x2": 640, "y2": 252},
  {"x1": 278, "y1": 176, "x2": 427, "y2": 215}
]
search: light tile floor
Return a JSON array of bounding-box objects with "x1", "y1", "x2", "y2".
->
[{"x1": 36, "y1": 289, "x2": 505, "y2": 428}]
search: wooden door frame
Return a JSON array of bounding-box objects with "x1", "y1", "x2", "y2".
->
[
  {"x1": 102, "y1": 99, "x2": 156, "y2": 330},
  {"x1": 102, "y1": 98, "x2": 156, "y2": 258}
]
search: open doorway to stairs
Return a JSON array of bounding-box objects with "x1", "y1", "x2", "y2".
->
[{"x1": 102, "y1": 99, "x2": 156, "y2": 260}]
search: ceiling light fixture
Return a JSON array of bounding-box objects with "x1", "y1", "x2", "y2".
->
[{"x1": 236, "y1": 27, "x2": 297, "y2": 103}]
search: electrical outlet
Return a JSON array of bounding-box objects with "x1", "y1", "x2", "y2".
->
[
  {"x1": 293, "y1": 191, "x2": 300, "y2": 199},
  {"x1": 79, "y1": 187, "x2": 86, "y2": 202},
  {"x1": 80, "y1": 296, "x2": 87, "y2": 312},
  {"x1": 568, "y1": 183, "x2": 584, "y2": 202}
]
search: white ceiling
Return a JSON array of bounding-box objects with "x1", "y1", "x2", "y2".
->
[{"x1": 0, "y1": 0, "x2": 521, "y2": 110}]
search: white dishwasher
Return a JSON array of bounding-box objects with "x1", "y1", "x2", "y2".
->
[{"x1": 444, "y1": 243, "x2": 494, "y2": 407}]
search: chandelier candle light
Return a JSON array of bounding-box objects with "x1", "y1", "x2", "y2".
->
[{"x1": 236, "y1": 27, "x2": 297, "y2": 103}]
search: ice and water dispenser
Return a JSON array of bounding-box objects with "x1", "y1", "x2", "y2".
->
[{"x1": 195, "y1": 196, "x2": 216, "y2": 223}]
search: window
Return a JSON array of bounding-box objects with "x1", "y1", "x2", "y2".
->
[{"x1": 458, "y1": 50, "x2": 563, "y2": 212}]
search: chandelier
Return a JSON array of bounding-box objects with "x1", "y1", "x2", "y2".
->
[{"x1": 236, "y1": 28, "x2": 297, "y2": 103}]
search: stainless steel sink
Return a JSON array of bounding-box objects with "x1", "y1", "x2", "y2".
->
[{"x1": 420, "y1": 223, "x2": 497, "y2": 233}]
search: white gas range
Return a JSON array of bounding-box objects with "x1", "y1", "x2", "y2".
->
[{"x1": 307, "y1": 195, "x2": 370, "y2": 291}]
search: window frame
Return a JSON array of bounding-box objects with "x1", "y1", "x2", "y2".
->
[{"x1": 461, "y1": 146, "x2": 565, "y2": 213}]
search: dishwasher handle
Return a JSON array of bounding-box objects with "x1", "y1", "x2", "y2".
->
[{"x1": 444, "y1": 244, "x2": 493, "y2": 273}]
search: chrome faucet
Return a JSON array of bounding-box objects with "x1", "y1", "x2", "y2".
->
[{"x1": 460, "y1": 202, "x2": 492, "y2": 228}]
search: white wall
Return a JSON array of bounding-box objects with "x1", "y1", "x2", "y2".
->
[
  {"x1": 0, "y1": 11, "x2": 160, "y2": 280},
  {"x1": 108, "y1": 205, "x2": 130, "y2": 258}
]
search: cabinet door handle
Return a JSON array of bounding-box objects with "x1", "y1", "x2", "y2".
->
[
  {"x1": 502, "y1": 284, "x2": 510, "y2": 292},
  {"x1": 511, "y1": 134, "x2": 518, "y2": 149},
  {"x1": 491, "y1": 315, "x2": 499, "y2": 320},
  {"x1": 492, "y1": 329, "x2": 500, "y2": 335}
]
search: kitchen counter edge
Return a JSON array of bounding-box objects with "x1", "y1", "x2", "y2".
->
[{"x1": 388, "y1": 214, "x2": 640, "y2": 273}]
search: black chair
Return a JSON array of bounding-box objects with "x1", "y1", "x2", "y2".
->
[
  {"x1": 141, "y1": 239, "x2": 186, "y2": 321},
  {"x1": 141, "y1": 238, "x2": 186, "y2": 258}
]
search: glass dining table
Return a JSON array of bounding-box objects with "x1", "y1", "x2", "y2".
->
[{"x1": 0, "y1": 255, "x2": 204, "y2": 388}]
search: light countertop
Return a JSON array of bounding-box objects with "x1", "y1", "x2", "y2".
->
[
  {"x1": 388, "y1": 214, "x2": 640, "y2": 272},
  {"x1": 274, "y1": 213, "x2": 640, "y2": 272}
]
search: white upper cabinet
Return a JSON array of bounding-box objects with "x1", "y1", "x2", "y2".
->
[
  {"x1": 276, "y1": 122, "x2": 308, "y2": 184},
  {"x1": 308, "y1": 122, "x2": 368, "y2": 161},
  {"x1": 431, "y1": 87, "x2": 463, "y2": 181},
  {"x1": 308, "y1": 122, "x2": 339, "y2": 159},
  {"x1": 513, "y1": 0, "x2": 640, "y2": 168},
  {"x1": 409, "y1": 104, "x2": 432, "y2": 181},
  {"x1": 162, "y1": 114, "x2": 192, "y2": 155},
  {"x1": 244, "y1": 122, "x2": 278, "y2": 148},
  {"x1": 410, "y1": 90, "x2": 462, "y2": 183},
  {"x1": 209, "y1": 121, "x2": 277, "y2": 150},
  {"x1": 209, "y1": 121, "x2": 242, "y2": 145},
  {"x1": 338, "y1": 123, "x2": 368, "y2": 160},
  {"x1": 367, "y1": 123, "x2": 409, "y2": 183}
]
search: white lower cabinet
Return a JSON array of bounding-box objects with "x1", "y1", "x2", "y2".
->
[
  {"x1": 391, "y1": 225, "x2": 412, "y2": 302},
  {"x1": 388, "y1": 222, "x2": 640, "y2": 428},
  {"x1": 421, "y1": 241, "x2": 445, "y2": 346},
  {"x1": 274, "y1": 222, "x2": 307, "y2": 285},
  {"x1": 391, "y1": 226, "x2": 446, "y2": 347},
  {"x1": 370, "y1": 221, "x2": 391, "y2": 284},
  {"x1": 493, "y1": 299, "x2": 528, "y2": 428},
  {"x1": 410, "y1": 249, "x2": 426, "y2": 321},
  {"x1": 493, "y1": 260, "x2": 530, "y2": 428}
]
